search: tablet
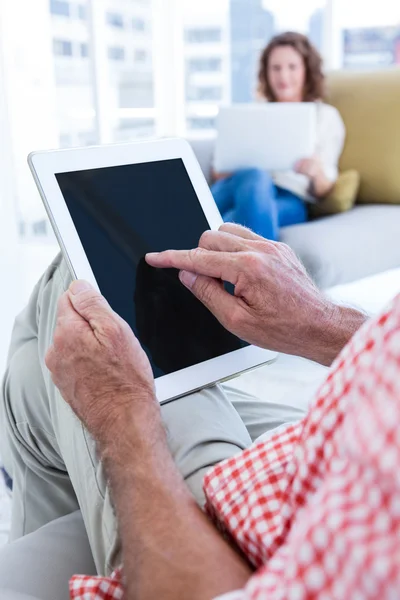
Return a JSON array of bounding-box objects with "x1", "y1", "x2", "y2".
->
[{"x1": 28, "y1": 138, "x2": 277, "y2": 403}]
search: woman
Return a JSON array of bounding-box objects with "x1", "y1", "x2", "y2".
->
[{"x1": 212, "y1": 31, "x2": 346, "y2": 241}]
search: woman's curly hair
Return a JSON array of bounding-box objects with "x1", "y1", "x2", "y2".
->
[{"x1": 257, "y1": 31, "x2": 325, "y2": 102}]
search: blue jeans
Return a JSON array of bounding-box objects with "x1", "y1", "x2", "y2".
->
[{"x1": 211, "y1": 168, "x2": 307, "y2": 241}]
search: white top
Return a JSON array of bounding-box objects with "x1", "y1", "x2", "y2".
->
[{"x1": 271, "y1": 102, "x2": 346, "y2": 202}]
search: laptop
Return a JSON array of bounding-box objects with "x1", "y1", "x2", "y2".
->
[{"x1": 214, "y1": 103, "x2": 317, "y2": 173}]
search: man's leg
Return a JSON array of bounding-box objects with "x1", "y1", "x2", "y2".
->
[
  {"x1": 223, "y1": 384, "x2": 306, "y2": 442},
  {"x1": 0, "y1": 254, "x2": 253, "y2": 575}
]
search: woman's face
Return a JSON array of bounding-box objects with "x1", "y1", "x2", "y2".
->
[{"x1": 267, "y1": 45, "x2": 306, "y2": 102}]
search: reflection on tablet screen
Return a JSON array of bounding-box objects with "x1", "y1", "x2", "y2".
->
[{"x1": 55, "y1": 158, "x2": 247, "y2": 378}]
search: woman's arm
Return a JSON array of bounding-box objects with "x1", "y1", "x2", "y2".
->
[
  {"x1": 295, "y1": 157, "x2": 335, "y2": 198},
  {"x1": 295, "y1": 105, "x2": 346, "y2": 198}
]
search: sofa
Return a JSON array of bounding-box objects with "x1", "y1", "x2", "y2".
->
[{"x1": 189, "y1": 68, "x2": 400, "y2": 289}]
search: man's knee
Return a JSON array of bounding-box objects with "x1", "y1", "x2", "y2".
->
[{"x1": 0, "y1": 339, "x2": 61, "y2": 475}]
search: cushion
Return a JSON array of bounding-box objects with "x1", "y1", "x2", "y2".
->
[
  {"x1": 281, "y1": 204, "x2": 400, "y2": 289},
  {"x1": 310, "y1": 169, "x2": 360, "y2": 217},
  {"x1": 326, "y1": 69, "x2": 400, "y2": 204}
]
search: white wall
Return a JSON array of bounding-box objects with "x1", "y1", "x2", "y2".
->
[{"x1": 0, "y1": 0, "x2": 59, "y2": 225}]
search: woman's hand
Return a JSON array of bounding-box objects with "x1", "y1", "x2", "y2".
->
[
  {"x1": 211, "y1": 168, "x2": 233, "y2": 183},
  {"x1": 294, "y1": 156, "x2": 334, "y2": 198},
  {"x1": 46, "y1": 281, "x2": 158, "y2": 446}
]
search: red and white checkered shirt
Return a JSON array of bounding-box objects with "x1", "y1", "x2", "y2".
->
[{"x1": 70, "y1": 293, "x2": 400, "y2": 600}]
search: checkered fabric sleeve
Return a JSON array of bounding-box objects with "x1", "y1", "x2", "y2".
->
[
  {"x1": 71, "y1": 294, "x2": 400, "y2": 600},
  {"x1": 70, "y1": 569, "x2": 124, "y2": 600},
  {"x1": 204, "y1": 294, "x2": 400, "y2": 599}
]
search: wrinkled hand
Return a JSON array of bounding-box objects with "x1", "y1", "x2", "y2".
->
[
  {"x1": 294, "y1": 156, "x2": 324, "y2": 181},
  {"x1": 46, "y1": 281, "x2": 157, "y2": 444},
  {"x1": 146, "y1": 224, "x2": 336, "y2": 362}
]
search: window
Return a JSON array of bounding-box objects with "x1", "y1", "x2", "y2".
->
[
  {"x1": 59, "y1": 133, "x2": 72, "y2": 147},
  {"x1": 331, "y1": 0, "x2": 400, "y2": 69},
  {"x1": 108, "y1": 46, "x2": 125, "y2": 61},
  {"x1": 187, "y1": 117, "x2": 216, "y2": 130},
  {"x1": 183, "y1": 0, "x2": 329, "y2": 135},
  {"x1": 114, "y1": 118, "x2": 155, "y2": 142},
  {"x1": 80, "y1": 43, "x2": 89, "y2": 58},
  {"x1": 77, "y1": 4, "x2": 87, "y2": 20},
  {"x1": 50, "y1": 0, "x2": 70, "y2": 17},
  {"x1": 187, "y1": 86, "x2": 223, "y2": 101},
  {"x1": 342, "y1": 27, "x2": 400, "y2": 68},
  {"x1": 229, "y1": 0, "x2": 276, "y2": 103},
  {"x1": 132, "y1": 17, "x2": 146, "y2": 31},
  {"x1": 78, "y1": 130, "x2": 97, "y2": 146},
  {"x1": 186, "y1": 28, "x2": 222, "y2": 43},
  {"x1": 118, "y1": 80, "x2": 154, "y2": 108},
  {"x1": 188, "y1": 57, "x2": 222, "y2": 72},
  {"x1": 53, "y1": 39, "x2": 73, "y2": 56},
  {"x1": 106, "y1": 12, "x2": 124, "y2": 28},
  {"x1": 134, "y1": 49, "x2": 148, "y2": 62}
]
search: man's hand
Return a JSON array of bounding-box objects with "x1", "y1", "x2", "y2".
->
[
  {"x1": 46, "y1": 280, "x2": 157, "y2": 446},
  {"x1": 47, "y1": 280, "x2": 252, "y2": 600},
  {"x1": 146, "y1": 223, "x2": 367, "y2": 366}
]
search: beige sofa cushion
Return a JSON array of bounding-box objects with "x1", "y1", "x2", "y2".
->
[{"x1": 326, "y1": 69, "x2": 400, "y2": 204}]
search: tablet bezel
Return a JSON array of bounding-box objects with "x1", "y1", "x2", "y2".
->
[{"x1": 28, "y1": 138, "x2": 277, "y2": 404}]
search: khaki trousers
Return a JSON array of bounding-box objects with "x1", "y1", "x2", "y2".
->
[{"x1": 0, "y1": 254, "x2": 305, "y2": 575}]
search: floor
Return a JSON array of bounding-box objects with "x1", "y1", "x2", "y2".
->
[{"x1": 0, "y1": 243, "x2": 400, "y2": 550}]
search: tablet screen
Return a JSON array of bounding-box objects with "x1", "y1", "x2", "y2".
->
[{"x1": 55, "y1": 158, "x2": 247, "y2": 378}]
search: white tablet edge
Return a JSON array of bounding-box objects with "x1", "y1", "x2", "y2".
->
[{"x1": 28, "y1": 138, "x2": 277, "y2": 403}]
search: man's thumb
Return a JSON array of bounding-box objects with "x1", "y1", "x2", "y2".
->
[
  {"x1": 68, "y1": 280, "x2": 111, "y2": 325},
  {"x1": 69, "y1": 280, "x2": 93, "y2": 296}
]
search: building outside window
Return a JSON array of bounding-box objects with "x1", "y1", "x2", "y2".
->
[
  {"x1": 132, "y1": 17, "x2": 146, "y2": 31},
  {"x1": 187, "y1": 86, "x2": 223, "y2": 101},
  {"x1": 343, "y1": 26, "x2": 400, "y2": 69},
  {"x1": 134, "y1": 49, "x2": 148, "y2": 62},
  {"x1": 106, "y1": 12, "x2": 124, "y2": 28},
  {"x1": 80, "y1": 42, "x2": 89, "y2": 58},
  {"x1": 186, "y1": 27, "x2": 222, "y2": 43},
  {"x1": 187, "y1": 116, "x2": 216, "y2": 129},
  {"x1": 78, "y1": 4, "x2": 87, "y2": 20},
  {"x1": 188, "y1": 57, "x2": 222, "y2": 72},
  {"x1": 108, "y1": 46, "x2": 126, "y2": 61},
  {"x1": 50, "y1": 0, "x2": 70, "y2": 18},
  {"x1": 53, "y1": 38, "x2": 73, "y2": 56}
]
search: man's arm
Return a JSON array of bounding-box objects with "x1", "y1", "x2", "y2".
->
[
  {"x1": 46, "y1": 282, "x2": 252, "y2": 600},
  {"x1": 146, "y1": 223, "x2": 367, "y2": 367},
  {"x1": 102, "y1": 403, "x2": 251, "y2": 600},
  {"x1": 298, "y1": 303, "x2": 367, "y2": 366}
]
